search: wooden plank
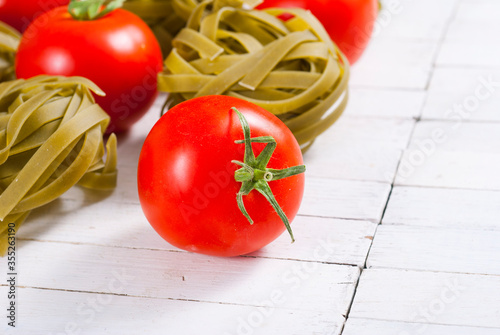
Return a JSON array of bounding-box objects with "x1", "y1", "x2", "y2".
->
[
  {"x1": 421, "y1": 68, "x2": 500, "y2": 122},
  {"x1": 383, "y1": 186, "x2": 500, "y2": 230},
  {"x1": 349, "y1": 269, "x2": 500, "y2": 328},
  {"x1": 2, "y1": 240, "x2": 359, "y2": 315},
  {"x1": 437, "y1": 41, "x2": 500, "y2": 68},
  {"x1": 377, "y1": 0, "x2": 458, "y2": 40},
  {"x1": 455, "y1": 0, "x2": 500, "y2": 22},
  {"x1": 301, "y1": 177, "x2": 391, "y2": 222},
  {"x1": 445, "y1": 20, "x2": 500, "y2": 44},
  {"x1": 249, "y1": 218, "x2": 377, "y2": 267},
  {"x1": 309, "y1": 116, "x2": 415, "y2": 149},
  {"x1": 350, "y1": 39, "x2": 438, "y2": 89},
  {"x1": 305, "y1": 145, "x2": 402, "y2": 183},
  {"x1": 305, "y1": 117, "x2": 414, "y2": 182},
  {"x1": 20, "y1": 201, "x2": 377, "y2": 267},
  {"x1": 346, "y1": 88, "x2": 425, "y2": 119},
  {"x1": 343, "y1": 318, "x2": 500, "y2": 335},
  {"x1": 367, "y1": 225, "x2": 500, "y2": 275},
  {"x1": 0, "y1": 287, "x2": 345, "y2": 335},
  {"x1": 394, "y1": 149, "x2": 500, "y2": 190},
  {"x1": 409, "y1": 121, "x2": 500, "y2": 153},
  {"x1": 443, "y1": 0, "x2": 500, "y2": 46}
]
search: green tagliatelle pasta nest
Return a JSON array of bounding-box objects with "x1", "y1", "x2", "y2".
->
[
  {"x1": 0, "y1": 21, "x2": 21, "y2": 83},
  {"x1": 157, "y1": 0, "x2": 350, "y2": 151},
  {"x1": 124, "y1": 0, "x2": 183, "y2": 57},
  {"x1": 0, "y1": 76, "x2": 118, "y2": 255},
  {"x1": 123, "y1": 0, "x2": 261, "y2": 57}
]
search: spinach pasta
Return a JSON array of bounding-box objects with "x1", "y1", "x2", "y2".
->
[
  {"x1": 0, "y1": 21, "x2": 20, "y2": 83},
  {"x1": 0, "y1": 75, "x2": 118, "y2": 254},
  {"x1": 157, "y1": 0, "x2": 349, "y2": 151}
]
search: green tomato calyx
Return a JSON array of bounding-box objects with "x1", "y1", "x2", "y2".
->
[
  {"x1": 68, "y1": 0, "x2": 125, "y2": 21},
  {"x1": 231, "y1": 107, "x2": 306, "y2": 243}
]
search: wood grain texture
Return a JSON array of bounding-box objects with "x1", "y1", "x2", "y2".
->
[
  {"x1": 20, "y1": 201, "x2": 377, "y2": 267},
  {"x1": 409, "y1": 121, "x2": 500, "y2": 153},
  {"x1": 305, "y1": 117, "x2": 414, "y2": 182},
  {"x1": 383, "y1": 186, "x2": 500, "y2": 230},
  {"x1": 395, "y1": 149, "x2": 500, "y2": 190},
  {"x1": 343, "y1": 318, "x2": 500, "y2": 335},
  {"x1": 350, "y1": 39, "x2": 438, "y2": 89},
  {"x1": 346, "y1": 88, "x2": 425, "y2": 119},
  {"x1": 367, "y1": 225, "x2": 500, "y2": 275},
  {"x1": 349, "y1": 269, "x2": 500, "y2": 328},
  {"x1": 301, "y1": 177, "x2": 391, "y2": 222},
  {"x1": 437, "y1": 1, "x2": 500, "y2": 68},
  {"x1": 2, "y1": 2, "x2": 499, "y2": 334},
  {"x1": 7, "y1": 240, "x2": 360, "y2": 312},
  {"x1": 437, "y1": 41, "x2": 500, "y2": 68},
  {"x1": 0, "y1": 287, "x2": 345, "y2": 335},
  {"x1": 377, "y1": 0, "x2": 458, "y2": 40},
  {"x1": 421, "y1": 68, "x2": 500, "y2": 122}
]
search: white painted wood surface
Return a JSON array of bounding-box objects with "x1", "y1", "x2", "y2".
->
[
  {"x1": 383, "y1": 186, "x2": 500, "y2": 230},
  {"x1": 350, "y1": 269, "x2": 500, "y2": 328},
  {"x1": 2, "y1": 0, "x2": 500, "y2": 333},
  {"x1": 343, "y1": 318, "x2": 500, "y2": 335},
  {"x1": 367, "y1": 225, "x2": 500, "y2": 275},
  {"x1": 422, "y1": 68, "x2": 500, "y2": 122},
  {"x1": 3, "y1": 287, "x2": 345, "y2": 335}
]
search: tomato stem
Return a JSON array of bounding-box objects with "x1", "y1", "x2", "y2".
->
[
  {"x1": 68, "y1": 0, "x2": 125, "y2": 21},
  {"x1": 231, "y1": 107, "x2": 305, "y2": 243}
]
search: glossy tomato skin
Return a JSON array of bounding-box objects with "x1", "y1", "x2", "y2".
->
[
  {"x1": 0, "y1": 0, "x2": 69, "y2": 32},
  {"x1": 138, "y1": 96, "x2": 305, "y2": 257},
  {"x1": 258, "y1": 0, "x2": 378, "y2": 64},
  {"x1": 15, "y1": 6, "x2": 163, "y2": 133}
]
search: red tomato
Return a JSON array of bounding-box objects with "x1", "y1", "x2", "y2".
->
[
  {"x1": 138, "y1": 96, "x2": 305, "y2": 257},
  {"x1": 15, "y1": 6, "x2": 163, "y2": 133},
  {"x1": 258, "y1": 0, "x2": 378, "y2": 64},
  {"x1": 0, "y1": 0, "x2": 69, "y2": 32}
]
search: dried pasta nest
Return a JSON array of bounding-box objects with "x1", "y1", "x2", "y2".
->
[
  {"x1": 0, "y1": 21, "x2": 20, "y2": 83},
  {"x1": 123, "y1": 0, "x2": 262, "y2": 57},
  {"x1": 157, "y1": 0, "x2": 350, "y2": 151},
  {"x1": 0, "y1": 76, "x2": 118, "y2": 254},
  {"x1": 123, "y1": 0, "x2": 193, "y2": 57}
]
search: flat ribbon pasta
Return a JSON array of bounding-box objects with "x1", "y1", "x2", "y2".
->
[
  {"x1": 157, "y1": 0, "x2": 350, "y2": 151},
  {"x1": 0, "y1": 21, "x2": 20, "y2": 83},
  {"x1": 0, "y1": 76, "x2": 118, "y2": 255}
]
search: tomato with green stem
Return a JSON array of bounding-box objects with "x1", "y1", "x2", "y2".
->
[
  {"x1": 138, "y1": 95, "x2": 306, "y2": 257},
  {"x1": 258, "y1": 0, "x2": 378, "y2": 64},
  {"x1": 15, "y1": 0, "x2": 163, "y2": 133}
]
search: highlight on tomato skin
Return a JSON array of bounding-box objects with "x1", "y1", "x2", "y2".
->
[
  {"x1": 257, "y1": 0, "x2": 379, "y2": 64},
  {"x1": 14, "y1": 4, "x2": 164, "y2": 133},
  {"x1": 137, "y1": 95, "x2": 306, "y2": 257}
]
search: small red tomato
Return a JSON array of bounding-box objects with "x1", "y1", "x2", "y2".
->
[
  {"x1": 258, "y1": 0, "x2": 378, "y2": 64},
  {"x1": 138, "y1": 96, "x2": 306, "y2": 257},
  {"x1": 15, "y1": 5, "x2": 163, "y2": 133},
  {"x1": 0, "y1": 0, "x2": 69, "y2": 32}
]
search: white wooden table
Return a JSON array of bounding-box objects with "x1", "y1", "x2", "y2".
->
[{"x1": 2, "y1": 0, "x2": 500, "y2": 334}]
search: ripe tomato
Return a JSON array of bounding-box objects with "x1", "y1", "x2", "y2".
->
[
  {"x1": 258, "y1": 0, "x2": 378, "y2": 64},
  {"x1": 0, "y1": 0, "x2": 69, "y2": 32},
  {"x1": 138, "y1": 96, "x2": 306, "y2": 257},
  {"x1": 15, "y1": 6, "x2": 163, "y2": 133}
]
